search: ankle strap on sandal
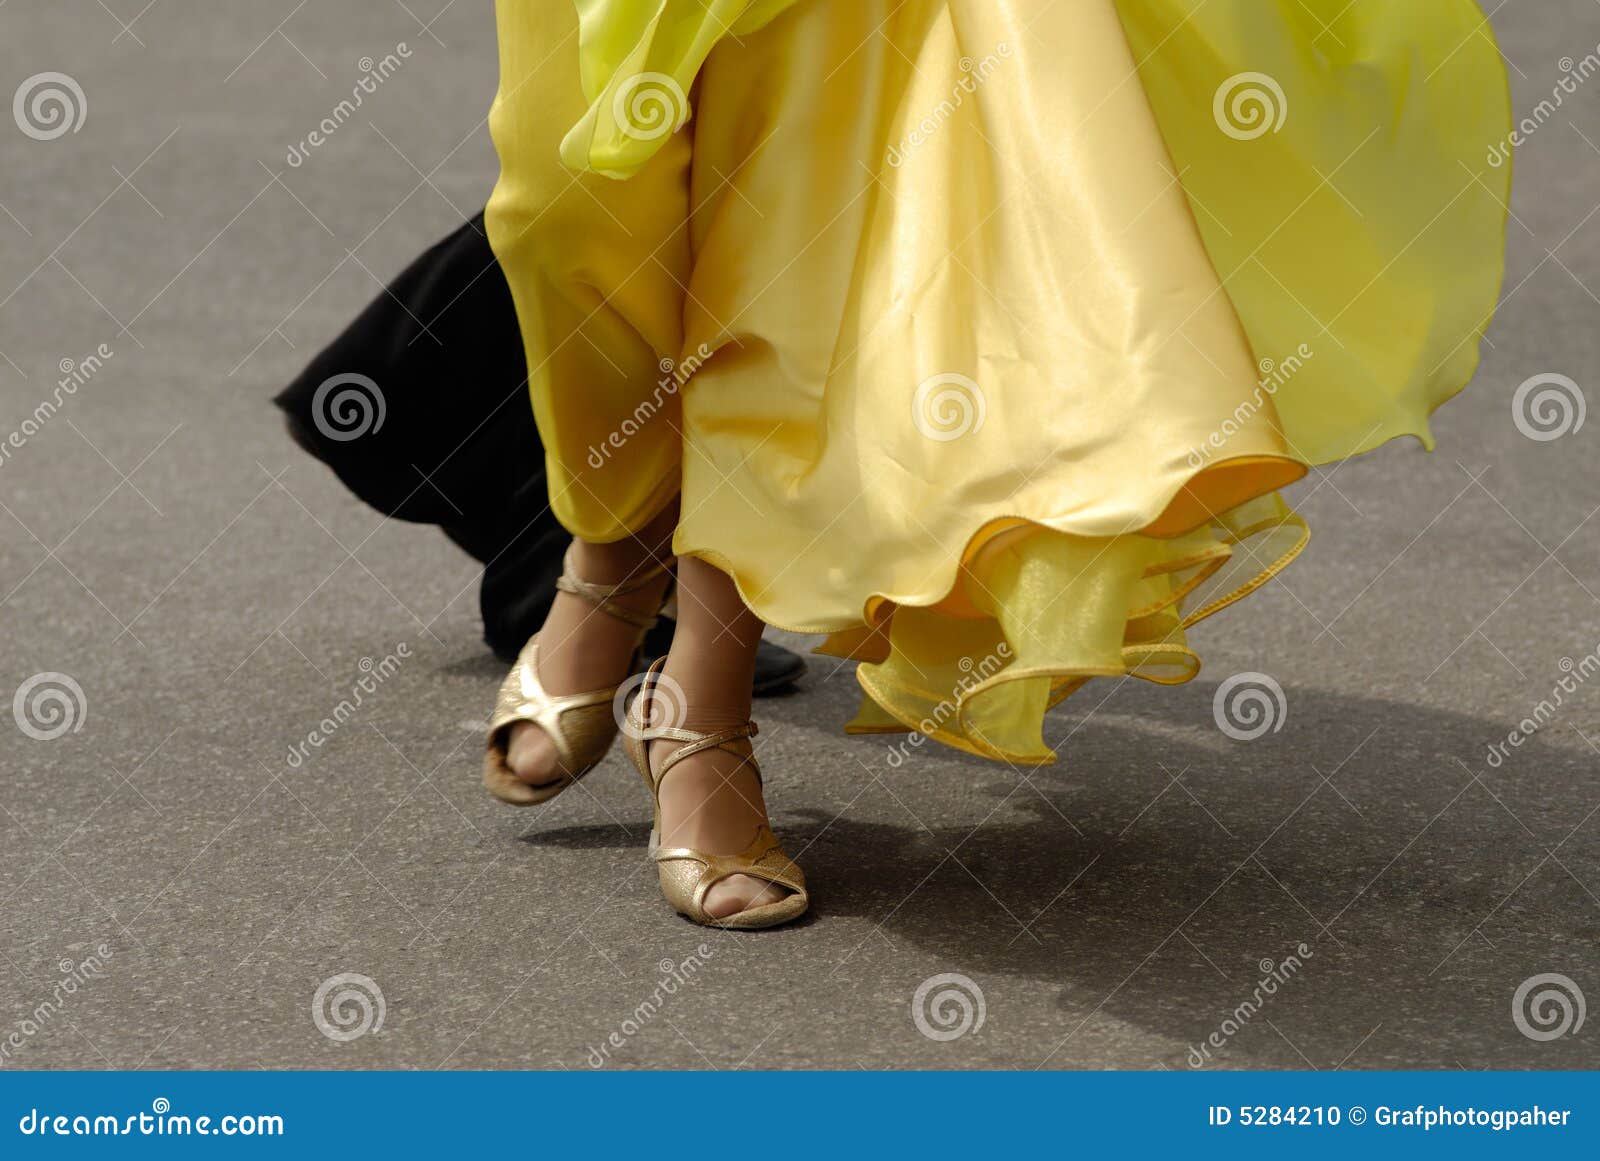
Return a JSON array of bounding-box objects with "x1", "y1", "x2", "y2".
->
[
  {"x1": 630, "y1": 663, "x2": 762, "y2": 788},
  {"x1": 554, "y1": 547, "x2": 674, "y2": 631},
  {"x1": 648, "y1": 722, "x2": 762, "y2": 788}
]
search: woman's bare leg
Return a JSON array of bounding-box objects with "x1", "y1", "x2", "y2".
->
[{"x1": 652, "y1": 555, "x2": 791, "y2": 919}]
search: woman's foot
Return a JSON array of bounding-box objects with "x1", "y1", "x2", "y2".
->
[
  {"x1": 503, "y1": 544, "x2": 672, "y2": 791},
  {"x1": 646, "y1": 679, "x2": 794, "y2": 920},
  {"x1": 495, "y1": 504, "x2": 678, "y2": 795},
  {"x1": 630, "y1": 555, "x2": 803, "y2": 925}
]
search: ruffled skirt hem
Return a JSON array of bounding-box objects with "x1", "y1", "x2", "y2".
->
[
  {"x1": 683, "y1": 483, "x2": 1309, "y2": 765},
  {"x1": 843, "y1": 498, "x2": 1309, "y2": 765}
]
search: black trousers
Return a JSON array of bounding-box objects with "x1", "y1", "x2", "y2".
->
[{"x1": 274, "y1": 213, "x2": 567, "y2": 661}]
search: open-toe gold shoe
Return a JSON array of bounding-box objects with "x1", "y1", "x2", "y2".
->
[
  {"x1": 483, "y1": 550, "x2": 672, "y2": 806},
  {"x1": 621, "y1": 661, "x2": 808, "y2": 930}
]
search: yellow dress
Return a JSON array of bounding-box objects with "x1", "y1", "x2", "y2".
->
[{"x1": 485, "y1": 0, "x2": 1511, "y2": 763}]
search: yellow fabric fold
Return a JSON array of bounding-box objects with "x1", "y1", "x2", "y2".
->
[{"x1": 487, "y1": 0, "x2": 1511, "y2": 763}]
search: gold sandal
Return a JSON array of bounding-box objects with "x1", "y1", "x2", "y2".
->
[
  {"x1": 483, "y1": 549, "x2": 673, "y2": 806},
  {"x1": 621, "y1": 660, "x2": 808, "y2": 930}
]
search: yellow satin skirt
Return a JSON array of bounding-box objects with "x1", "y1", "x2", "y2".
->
[{"x1": 485, "y1": 0, "x2": 1511, "y2": 763}]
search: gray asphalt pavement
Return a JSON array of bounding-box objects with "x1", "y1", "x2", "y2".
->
[{"x1": 2, "y1": 1, "x2": 1598, "y2": 1070}]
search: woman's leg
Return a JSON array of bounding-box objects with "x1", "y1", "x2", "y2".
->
[
  {"x1": 505, "y1": 501, "x2": 678, "y2": 787},
  {"x1": 650, "y1": 555, "x2": 791, "y2": 919},
  {"x1": 507, "y1": 527, "x2": 790, "y2": 917}
]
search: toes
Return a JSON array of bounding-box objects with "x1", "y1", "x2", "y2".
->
[
  {"x1": 701, "y1": 874, "x2": 789, "y2": 920},
  {"x1": 505, "y1": 722, "x2": 564, "y2": 787}
]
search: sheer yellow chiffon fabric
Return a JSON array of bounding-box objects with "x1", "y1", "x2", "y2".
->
[
  {"x1": 560, "y1": 0, "x2": 799, "y2": 178},
  {"x1": 485, "y1": 0, "x2": 1510, "y2": 763}
]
